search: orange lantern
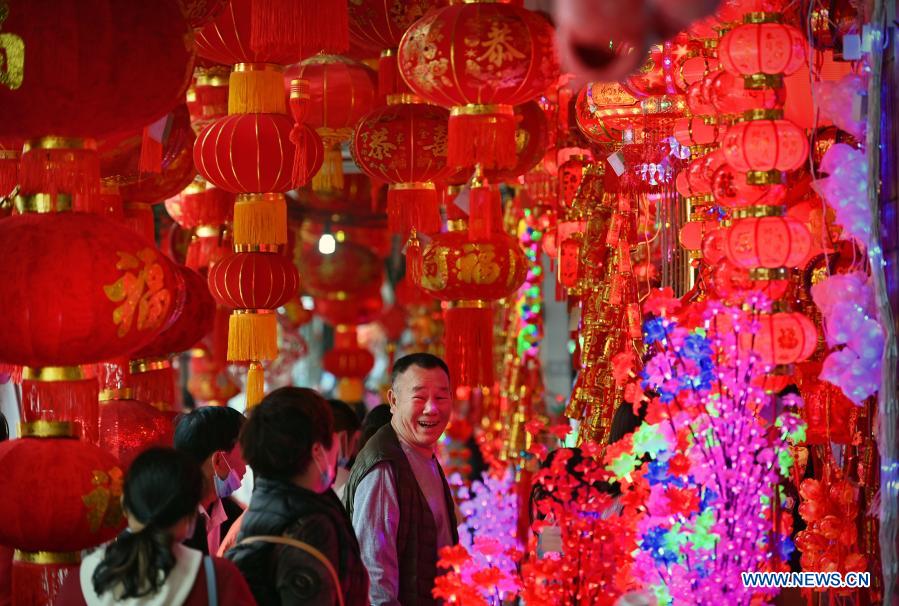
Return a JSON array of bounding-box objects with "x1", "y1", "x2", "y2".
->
[
  {"x1": 725, "y1": 214, "x2": 812, "y2": 269},
  {"x1": 742, "y1": 311, "x2": 817, "y2": 366},
  {"x1": 397, "y1": 2, "x2": 559, "y2": 169},
  {"x1": 416, "y1": 228, "x2": 528, "y2": 389},
  {"x1": 352, "y1": 99, "x2": 450, "y2": 235},
  {"x1": 287, "y1": 55, "x2": 378, "y2": 193}
]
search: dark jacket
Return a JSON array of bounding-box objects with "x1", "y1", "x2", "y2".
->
[
  {"x1": 344, "y1": 424, "x2": 459, "y2": 605},
  {"x1": 185, "y1": 496, "x2": 244, "y2": 555},
  {"x1": 226, "y1": 478, "x2": 368, "y2": 606}
]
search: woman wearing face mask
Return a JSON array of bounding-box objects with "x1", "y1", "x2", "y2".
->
[
  {"x1": 226, "y1": 387, "x2": 369, "y2": 606},
  {"x1": 55, "y1": 448, "x2": 255, "y2": 606}
]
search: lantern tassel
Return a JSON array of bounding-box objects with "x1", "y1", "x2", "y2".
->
[
  {"x1": 249, "y1": 0, "x2": 348, "y2": 58},
  {"x1": 21, "y1": 376, "x2": 100, "y2": 444},
  {"x1": 128, "y1": 362, "x2": 177, "y2": 412},
  {"x1": 12, "y1": 557, "x2": 79, "y2": 606},
  {"x1": 246, "y1": 361, "x2": 264, "y2": 409},
  {"x1": 406, "y1": 231, "x2": 423, "y2": 286},
  {"x1": 228, "y1": 67, "x2": 287, "y2": 115},
  {"x1": 228, "y1": 311, "x2": 278, "y2": 362},
  {"x1": 311, "y1": 144, "x2": 345, "y2": 194},
  {"x1": 20, "y1": 143, "x2": 100, "y2": 201},
  {"x1": 387, "y1": 185, "x2": 440, "y2": 236},
  {"x1": 448, "y1": 107, "x2": 517, "y2": 170},
  {"x1": 186, "y1": 231, "x2": 230, "y2": 273},
  {"x1": 289, "y1": 125, "x2": 322, "y2": 189},
  {"x1": 444, "y1": 303, "x2": 495, "y2": 393},
  {"x1": 233, "y1": 193, "x2": 287, "y2": 247},
  {"x1": 139, "y1": 125, "x2": 163, "y2": 174},
  {"x1": 0, "y1": 151, "x2": 19, "y2": 197}
]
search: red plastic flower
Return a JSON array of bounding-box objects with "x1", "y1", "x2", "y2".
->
[
  {"x1": 438, "y1": 544, "x2": 472, "y2": 570},
  {"x1": 643, "y1": 286, "x2": 681, "y2": 316}
]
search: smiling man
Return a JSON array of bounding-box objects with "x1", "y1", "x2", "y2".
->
[{"x1": 344, "y1": 353, "x2": 459, "y2": 606}]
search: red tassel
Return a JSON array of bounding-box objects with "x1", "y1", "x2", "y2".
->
[
  {"x1": 406, "y1": 231, "x2": 423, "y2": 287},
  {"x1": 139, "y1": 125, "x2": 163, "y2": 174},
  {"x1": 468, "y1": 183, "x2": 499, "y2": 240},
  {"x1": 21, "y1": 375, "x2": 100, "y2": 445},
  {"x1": 12, "y1": 557, "x2": 79, "y2": 606},
  {"x1": 20, "y1": 140, "x2": 99, "y2": 201},
  {"x1": 123, "y1": 202, "x2": 155, "y2": 242},
  {"x1": 387, "y1": 185, "x2": 440, "y2": 236},
  {"x1": 249, "y1": 0, "x2": 348, "y2": 58},
  {"x1": 129, "y1": 359, "x2": 178, "y2": 413},
  {"x1": 448, "y1": 107, "x2": 517, "y2": 170},
  {"x1": 378, "y1": 51, "x2": 411, "y2": 99},
  {"x1": 289, "y1": 80, "x2": 325, "y2": 188},
  {"x1": 0, "y1": 363, "x2": 22, "y2": 384},
  {"x1": 443, "y1": 304, "x2": 495, "y2": 392}
]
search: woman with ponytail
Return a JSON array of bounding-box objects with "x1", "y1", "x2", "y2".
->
[{"x1": 55, "y1": 448, "x2": 255, "y2": 606}]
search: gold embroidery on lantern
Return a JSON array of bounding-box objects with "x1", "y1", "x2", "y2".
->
[
  {"x1": 104, "y1": 248, "x2": 173, "y2": 337},
  {"x1": 455, "y1": 244, "x2": 500, "y2": 285},
  {"x1": 420, "y1": 247, "x2": 448, "y2": 291},
  {"x1": 477, "y1": 22, "x2": 524, "y2": 68},
  {"x1": 363, "y1": 127, "x2": 398, "y2": 161},
  {"x1": 0, "y1": 2, "x2": 25, "y2": 90},
  {"x1": 82, "y1": 468, "x2": 124, "y2": 533}
]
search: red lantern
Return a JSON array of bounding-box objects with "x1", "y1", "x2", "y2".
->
[
  {"x1": 0, "y1": 138, "x2": 21, "y2": 198},
  {"x1": 178, "y1": 0, "x2": 228, "y2": 28},
  {"x1": 707, "y1": 70, "x2": 786, "y2": 116},
  {"x1": 674, "y1": 117, "x2": 719, "y2": 147},
  {"x1": 297, "y1": 216, "x2": 392, "y2": 260},
  {"x1": 0, "y1": 428, "x2": 124, "y2": 605},
  {"x1": 0, "y1": 1, "x2": 193, "y2": 140},
  {"x1": 743, "y1": 311, "x2": 817, "y2": 366},
  {"x1": 725, "y1": 215, "x2": 812, "y2": 269},
  {"x1": 481, "y1": 100, "x2": 550, "y2": 183},
  {"x1": 208, "y1": 252, "x2": 300, "y2": 311},
  {"x1": 315, "y1": 286, "x2": 385, "y2": 327},
  {"x1": 352, "y1": 100, "x2": 451, "y2": 235},
  {"x1": 701, "y1": 226, "x2": 728, "y2": 264},
  {"x1": 575, "y1": 83, "x2": 640, "y2": 146},
  {"x1": 722, "y1": 113, "x2": 809, "y2": 176},
  {"x1": 187, "y1": 66, "x2": 231, "y2": 132},
  {"x1": 417, "y1": 228, "x2": 527, "y2": 389},
  {"x1": 99, "y1": 394, "x2": 175, "y2": 469},
  {"x1": 710, "y1": 260, "x2": 792, "y2": 302},
  {"x1": 299, "y1": 242, "x2": 384, "y2": 299},
  {"x1": 165, "y1": 179, "x2": 235, "y2": 230},
  {"x1": 398, "y1": 2, "x2": 559, "y2": 169},
  {"x1": 0, "y1": 212, "x2": 179, "y2": 367},
  {"x1": 194, "y1": 113, "x2": 296, "y2": 194},
  {"x1": 712, "y1": 161, "x2": 787, "y2": 208},
  {"x1": 322, "y1": 326, "x2": 375, "y2": 379},
  {"x1": 98, "y1": 106, "x2": 197, "y2": 204},
  {"x1": 719, "y1": 20, "x2": 807, "y2": 86},
  {"x1": 287, "y1": 55, "x2": 378, "y2": 192}
]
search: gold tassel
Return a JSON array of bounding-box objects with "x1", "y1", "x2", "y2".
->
[
  {"x1": 228, "y1": 311, "x2": 279, "y2": 362},
  {"x1": 311, "y1": 143, "x2": 344, "y2": 194},
  {"x1": 228, "y1": 64, "x2": 287, "y2": 115},
  {"x1": 245, "y1": 361, "x2": 265, "y2": 409},
  {"x1": 233, "y1": 193, "x2": 287, "y2": 247}
]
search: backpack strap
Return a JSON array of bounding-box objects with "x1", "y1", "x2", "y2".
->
[
  {"x1": 204, "y1": 555, "x2": 218, "y2": 606},
  {"x1": 238, "y1": 535, "x2": 345, "y2": 606}
]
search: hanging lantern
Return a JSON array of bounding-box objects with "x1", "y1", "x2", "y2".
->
[
  {"x1": 0, "y1": 426, "x2": 124, "y2": 606},
  {"x1": 99, "y1": 386, "x2": 174, "y2": 470},
  {"x1": 711, "y1": 161, "x2": 787, "y2": 208},
  {"x1": 725, "y1": 214, "x2": 813, "y2": 270},
  {"x1": 574, "y1": 82, "x2": 640, "y2": 146},
  {"x1": 481, "y1": 100, "x2": 551, "y2": 183},
  {"x1": 707, "y1": 70, "x2": 786, "y2": 117},
  {"x1": 0, "y1": 212, "x2": 179, "y2": 366},
  {"x1": 187, "y1": 66, "x2": 231, "y2": 133},
  {"x1": 710, "y1": 260, "x2": 792, "y2": 302},
  {"x1": 299, "y1": 242, "x2": 384, "y2": 299},
  {"x1": 722, "y1": 110, "x2": 809, "y2": 180},
  {"x1": 287, "y1": 55, "x2": 378, "y2": 193},
  {"x1": 352, "y1": 99, "x2": 450, "y2": 235},
  {"x1": 416, "y1": 228, "x2": 528, "y2": 390},
  {"x1": 718, "y1": 16, "x2": 807, "y2": 89},
  {"x1": 0, "y1": 138, "x2": 21, "y2": 198},
  {"x1": 800, "y1": 374, "x2": 858, "y2": 445},
  {"x1": 397, "y1": 2, "x2": 559, "y2": 169},
  {"x1": 742, "y1": 311, "x2": 817, "y2": 366},
  {"x1": 323, "y1": 325, "x2": 375, "y2": 379},
  {"x1": 674, "y1": 117, "x2": 720, "y2": 147},
  {"x1": 315, "y1": 286, "x2": 385, "y2": 327},
  {"x1": 166, "y1": 178, "x2": 235, "y2": 231}
]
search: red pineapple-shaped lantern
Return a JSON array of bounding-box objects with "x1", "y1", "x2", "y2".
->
[
  {"x1": 287, "y1": 55, "x2": 378, "y2": 194},
  {"x1": 413, "y1": 224, "x2": 527, "y2": 392},
  {"x1": 352, "y1": 98, "x2": 451, "y2": 236},
  {"x1": 398, "y1": 2, "x2": 559, "y2": 170}
]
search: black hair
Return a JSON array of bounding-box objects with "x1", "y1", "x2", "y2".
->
[
  {"x1": 328, "y1": 399, "x2": 361, "y2": 434},
  {"x1": 240, "y1": 387, "x2": 334, "y2": 480},
  {"x1": 358, "y1": 403, "x2": 392, "y2": 452},
  {"x1": 390, "y1": 352, "x2": 450, "y2": 385},
  {"x1": 92, "y1": 448, "x2": 203, "y2": 599},
  {"x1": 608, "y1": 401, "x2": 647, "y2": 445},
  {"x1": 0, "y1": 412, "x2": 7, "y2": 442},
  {"x1": 173, "y1": 406, "x2": 245, "y2": 463}
]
